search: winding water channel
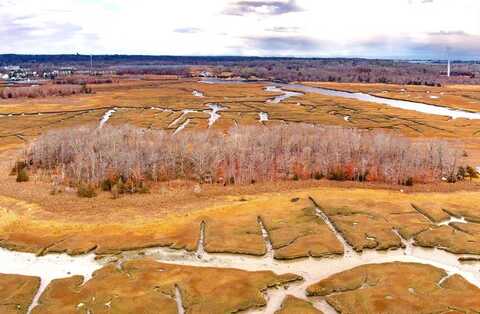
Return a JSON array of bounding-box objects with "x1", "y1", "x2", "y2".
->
[
  {"x1": 2, "y1": 203, "x2": 479, "y2": 314},
  {"x1": 204, "y1": 78, "x2": 480, "y2": 119},
  {"x1": 277, "y1": 83, "x2": 480, "y2": 120}
]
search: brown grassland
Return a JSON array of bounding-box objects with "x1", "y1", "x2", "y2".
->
[
  {"x1": 1, "y1": 76, "x2": 480, "y2": 313},
  {"x1": 32, "y1": 259, "x2": 300, "y2": 314},
  {"x1": 307, "y1": 262, "x2": 480, "y2": 314},
  {"x1": 304, "y1": 81, "x2": 480, "y2": 113}
]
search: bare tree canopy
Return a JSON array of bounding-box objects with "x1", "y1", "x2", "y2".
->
[{"x1": 25, "y1": 124, "x2": 461, "y2": 187}]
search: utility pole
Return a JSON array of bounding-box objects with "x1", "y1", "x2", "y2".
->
[
  {"x1": 446, "y1": 47, "x2": 451, "y2": 78},
  {"x1": 90, "y1": 55, "x2": 93, "y2": 75}
]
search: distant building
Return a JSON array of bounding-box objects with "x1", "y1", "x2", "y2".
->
[
  {"x1": 58, "y1": 67, "x2": 76, "y2": 76},
  {"x1": 3, "y1": 65, "x2": 20, "y2": 71},
  {"x1": 199, "y1": 71, "x2": 213, "y2": 77}
]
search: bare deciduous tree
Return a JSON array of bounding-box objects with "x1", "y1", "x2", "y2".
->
[
  {"x1": 25, "y1": 124, "x2": 461, "y2": 187},
  {"x1": 1, "y1": 84, "x2": 92, "y2": 99}
]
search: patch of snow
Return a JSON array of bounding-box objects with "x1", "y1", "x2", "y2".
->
[
  {"x1": 437, "y1": 215, "x2": 467, "y2": 226},
  {"x1": 192, "y1": 90, "x2": 204, "y2": 97},
  {"x1": 259, "y1": 112, "x2": 269, "y2": 122},
  {"x1": 206, "y1": 104, "x2": 224, "y2": 127},
  {"x1": 175, "y1": 285, "x2": 185, "y2": 314},
  {"x1": 99, "y1": 108, "x2": 117, "y2": 128},
  {"x1": 265, "y1": 86, "x2": 303, "y2": 104},
  {"x1": 173, "y1": 119, "x2": 191, "y2": 135},
  {"x1": 169, "y1": 110, "x2": 197, "y2": 128}
]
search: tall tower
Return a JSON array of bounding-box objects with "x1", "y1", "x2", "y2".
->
[{"x1": 447, "y1": 59, "x2": 451, "y2": 77}]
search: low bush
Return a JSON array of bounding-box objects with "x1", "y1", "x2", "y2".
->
[
  {"x1": 101, "y1": 178, "x2": 115, "y2": 191},
  {"x1": 1, "y1": 84, "x2": 92, "y2": 99},
  {"x1": 55, "y1": 76, "x2": 114, "y2": 85},
  {"x1": 77, "y1": 184, "x2": 97, "y2": 198},
  {"x1": 466, "y1": 166, "x2": 479, "y2": 179},
  {"x1": 327, "y1": 168, "x2": 348, "y2": 181},
  {"x1": 10, "y1": 161, "x2": 27, "y2": 176},
  {"x1": 16, "y1": 168, "x2": 29, "y2": 182},
  {"x1": 111, "y1": 184, "x2": 120, "y2": 199},
  {"x1": 403, "y1": 177, "x2": 414, "y2": 187}
]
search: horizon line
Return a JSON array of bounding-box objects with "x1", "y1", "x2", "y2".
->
[{"x1": 0, "y1": 53, "x2": 477, "y2": 62}]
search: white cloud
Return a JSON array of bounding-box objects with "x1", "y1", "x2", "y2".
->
[{"x1": 0, "y1": 0, "x2": 479, "y2": 58}]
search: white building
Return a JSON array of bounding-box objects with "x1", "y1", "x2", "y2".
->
[{"x1": 3, "y1": 65, "x2": 20, "y2": 71}]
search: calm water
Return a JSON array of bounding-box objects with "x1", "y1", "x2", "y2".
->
[{"x1": 202, "y1": 78, "x2": 480, "y2": 119}]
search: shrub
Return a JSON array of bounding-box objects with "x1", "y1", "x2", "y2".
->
[
  {"x1": 55, "y1": 76, "x2": 114, "y2": 85},
  {"x1": 466, "y1": 166, "x2": 479, "y2": 179},
  {"x1": 328, "y1": 168, "x2": 348, "y2": 181},
  {"x1": 137, "y1": 181, "x2": 150, "y2": 194},
  {"x1": 77, "y1": 184, "x2": 97, "y2": 198},
  {"x1": 111, "y1": 184, "x2": 120, "y2": 199},
  {"x1": 1, "y1": 84, "x2": 92, "y2": 99},
  {"x1": 16, "y1": 168, "x2": 29, "y2": 182},
  {"x1": 403, "y1": 177, "x2": 414, "y2": 187},
  {"x1": 457, "y1": 167, "x2": 466, "y2": 180},
  {"x1": 313, "y1": 172, "x2": 324, "y2": 180},
  {"x1": 10, "y1": 161, "x2": 26, "y2": 176},
  {"x1": 447, "y1": 174, "x2": 458, "y2": 183},
  {"x1": 357, "y1": 171, "x2": 368, "y2": 182},
  {"x1": 101, "y1": 178, "x2": 114, "y2": 191}
]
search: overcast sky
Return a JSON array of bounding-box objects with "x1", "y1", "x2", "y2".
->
[{"x1": 1, "y1": 0, "x2": 479, "y2": 59}]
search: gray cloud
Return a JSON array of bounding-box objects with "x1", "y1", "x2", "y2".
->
[
  {"x1": 428, "y1": 30, "x2": 467, "y2": 36},
  {"x1": 174, "y1": 27, "x2": 202, "y2": 34},
  {"x1": 265, "y1": 26, "x2": 300, "y2": 33},
  {"x1": 408, "y1": 0, "x2": 434, "y2": 4},
  {"x1": 354, "y1": 32, "x2": 480, "y2": 59},
  {"x1": 244, "y1": 35, "x2": 321, "y2": 52},
  {"x1": 0, "y1": 14, "x2": 99, "y2": 53},
  {"x1": 409, "y1": 32, "x2": 480, "y2": 58},
  {"x1": 224, "y1": 0, "x2": 302, "y2": 16}
]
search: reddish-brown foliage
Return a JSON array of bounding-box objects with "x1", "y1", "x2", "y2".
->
[
  {"x1": 54, "y1": 76, "x2": 114, "y2": 85},
  {"x1": 0, "y1": 84, "x2": 92, "y2": 99}
]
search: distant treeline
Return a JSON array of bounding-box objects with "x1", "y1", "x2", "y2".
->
[
  {"x1": 222, "y1": 59, "x2": 480, "y2": 85},
  {"x1": 2, "y1": 54, "x2": 480, "y2": 85},
  {"x1": 0, "y1": 84, "x2": 92, "y2": 99},
  {"x1": 0, "y1": 54, "x2": 303, "y2": 66}
]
